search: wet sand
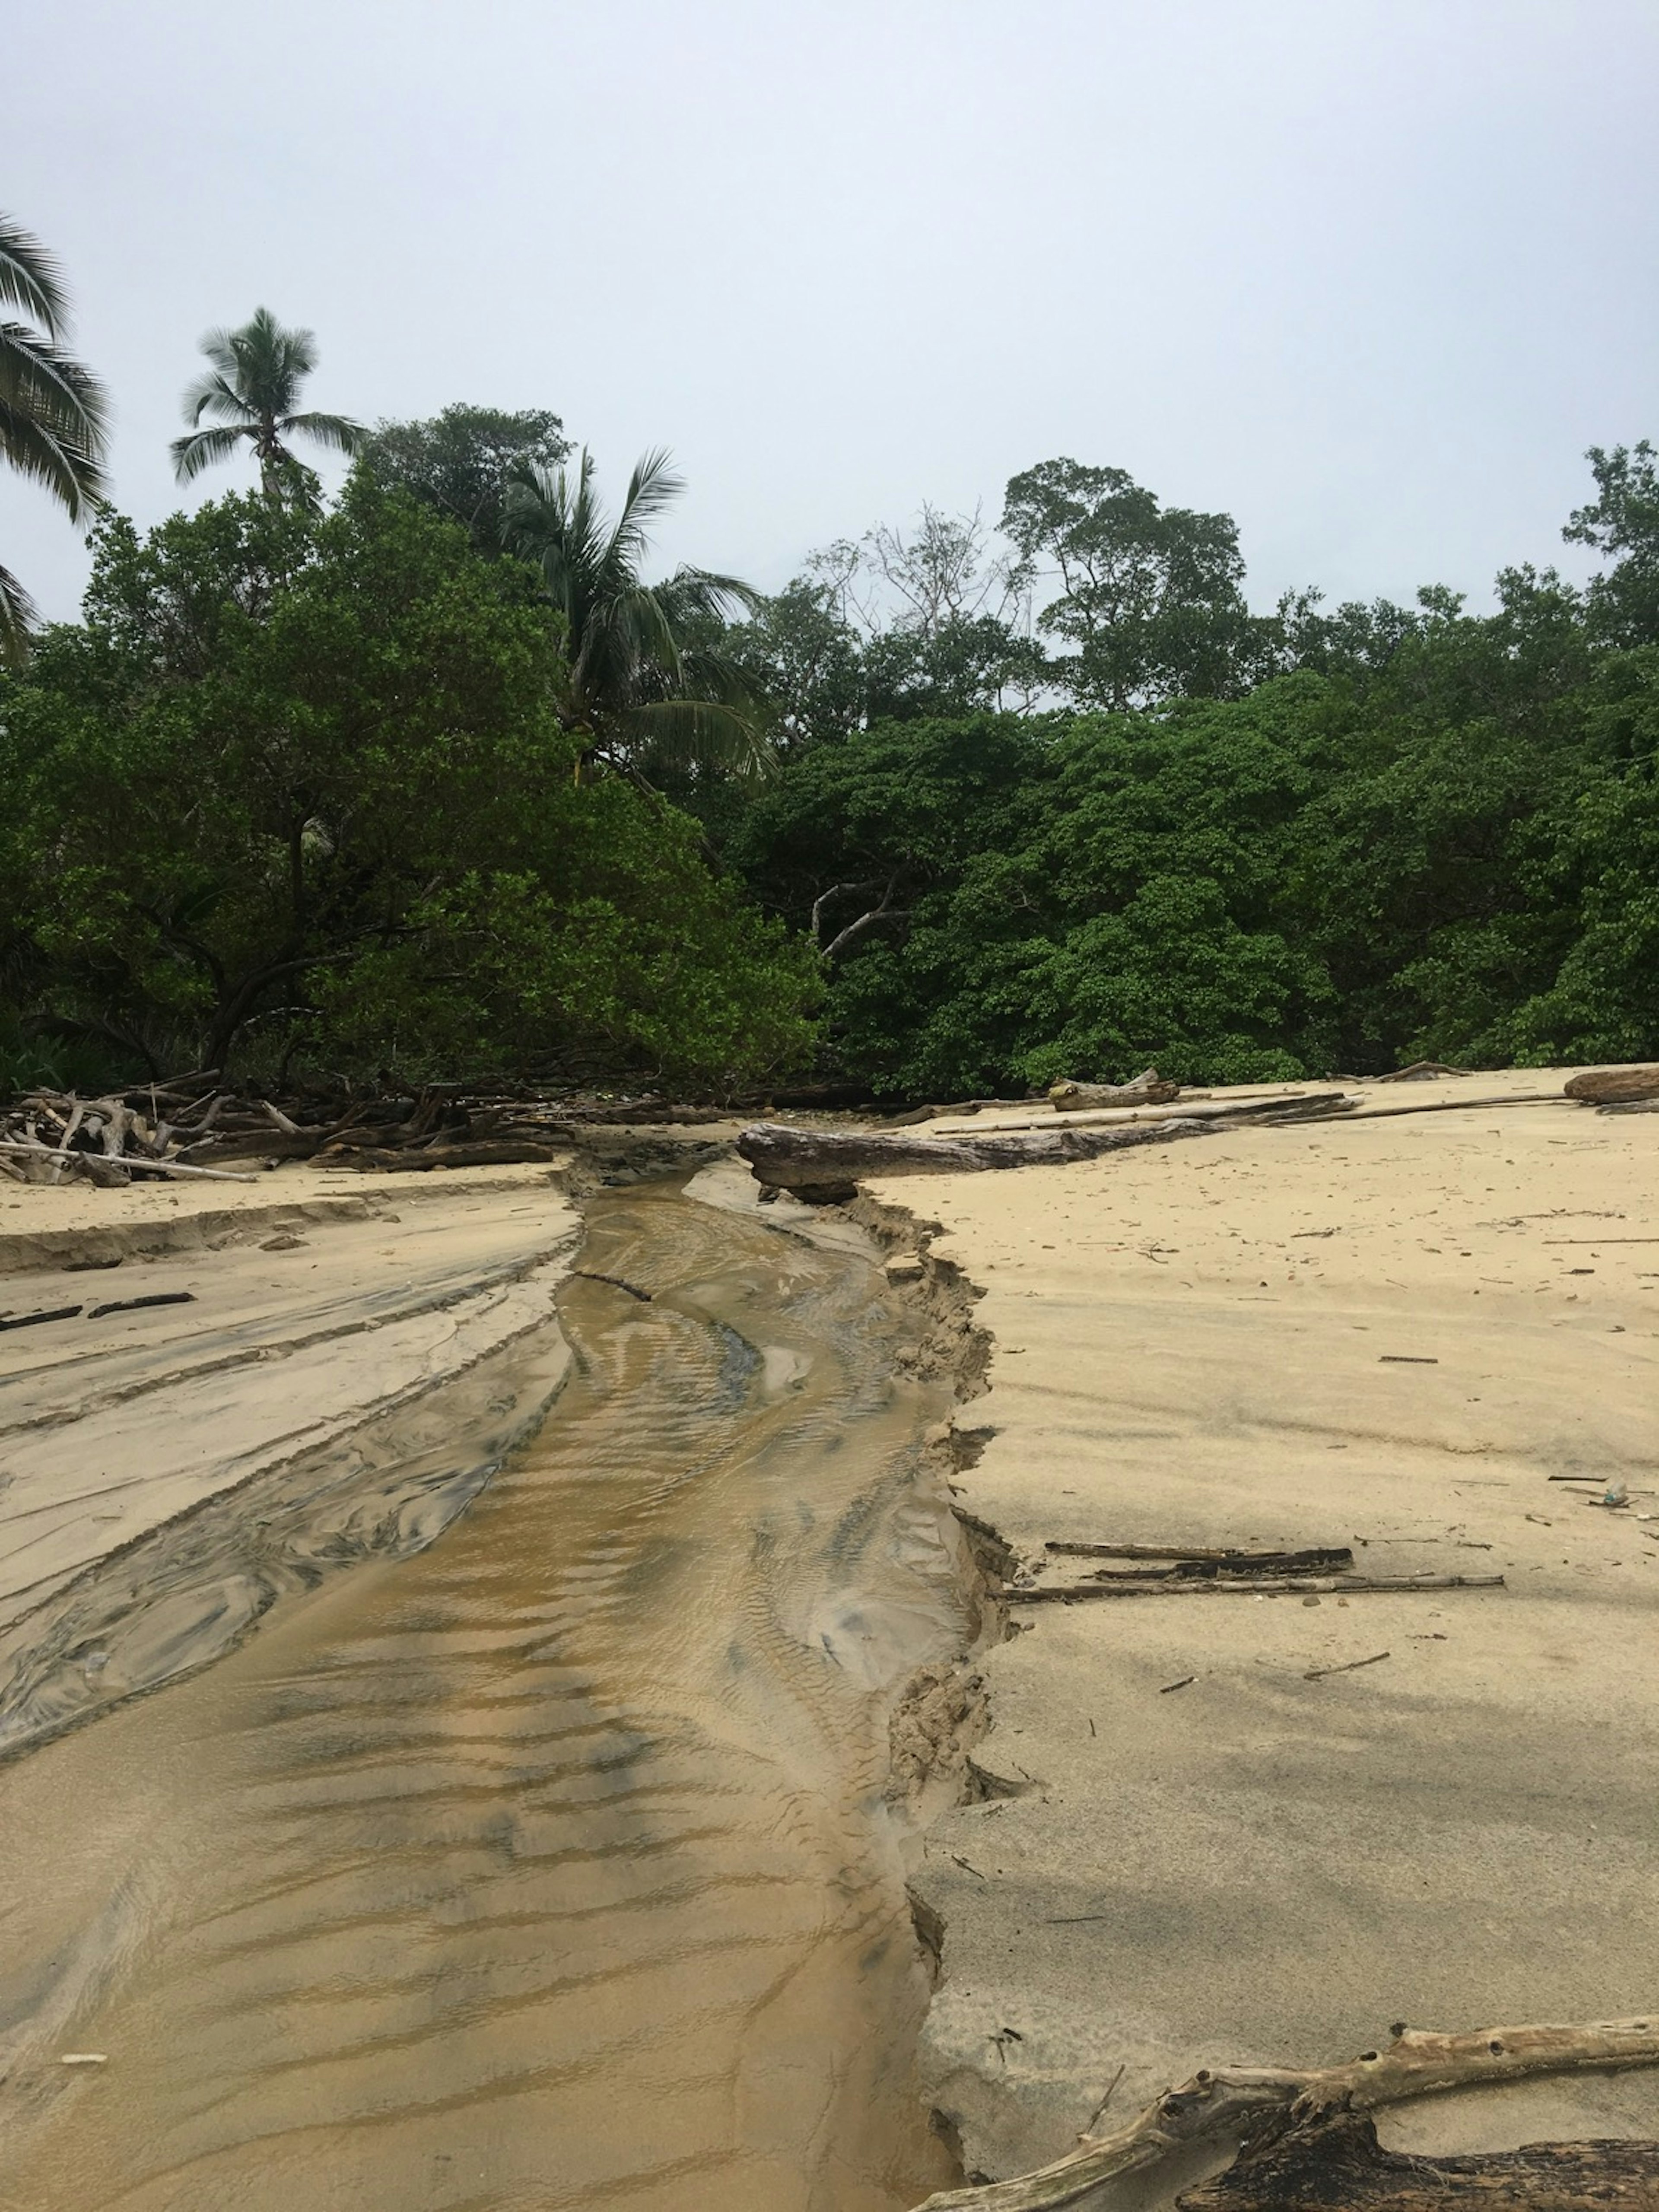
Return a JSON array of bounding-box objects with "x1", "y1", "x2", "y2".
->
[
  {"x1": 0, "y1": 1165, "x2": 582, "y2": 1751},
  {"x1": 866, "y1": 1071, "x2": 1659, "y2": 2191},
  {"x1": 0, "y1": 1179, "x2": 966, "y2": 2210}
]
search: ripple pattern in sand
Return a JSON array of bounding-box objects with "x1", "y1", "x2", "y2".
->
[{"x1": 0, "y1": 1187, "x2": 967, "y2": 2212}]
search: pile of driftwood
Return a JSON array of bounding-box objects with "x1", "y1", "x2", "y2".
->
[{"x1": 0, "y1": 1081, "x2": 728, "y2": 1186}]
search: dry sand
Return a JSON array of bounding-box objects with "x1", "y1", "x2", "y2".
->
[{"x1": 866, "y1": 1070, "x2": 1659, "y2": 2191}]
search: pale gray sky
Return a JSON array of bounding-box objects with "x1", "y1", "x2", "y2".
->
[{"x1": 8, "y1": 0, "x2": 1658, "y2": 625}]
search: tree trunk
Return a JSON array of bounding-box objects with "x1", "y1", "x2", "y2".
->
[
  {"x1": 737, "y1": 1115, "x2": 1217, "y2": 1199},
  {"x1": 1565, "y1": 1065, "x2": 1659, "y2": 1104},
  {"x1": 1178, "y1": 2108, "x2": 1659, "y2": 2209}
]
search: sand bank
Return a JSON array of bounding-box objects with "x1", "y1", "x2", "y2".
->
[
  {"x1": 0, "y1": 1160, "x2": 582, "y2": 1750},
  {"x1": 864, "y1": 1070, "x2": 1659, "y2": 2190}
]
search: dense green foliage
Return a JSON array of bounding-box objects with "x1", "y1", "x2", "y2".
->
[
  {"x1": 0, "y1": 481, "x2": 815, "y2": 1090},
  {"x1": 356, "y1": 404, "x2": 569, "y2": 551},
  {"x1": 713, "y1": 452, "x2": 1659, "y2": 1094},
  {"x1": 5, "y1": 352, "x2": 1656, "y2": 1104}
]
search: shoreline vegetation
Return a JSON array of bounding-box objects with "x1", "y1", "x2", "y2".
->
[{"x1": 3, "y1": 264, "x2": 1658, "y2": 1116}]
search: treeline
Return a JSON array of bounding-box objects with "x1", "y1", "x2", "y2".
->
[
  {"x1": 0, "y1": 474, "x2": 814, "y2": 1095},
  {"x1": 700, "y1": 442, "x2": 1659, "y2": 1093},
  {"x1": 3, "y1": 327, "x2": 1657, "y2": 1096}
]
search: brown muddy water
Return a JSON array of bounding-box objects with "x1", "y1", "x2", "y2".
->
[{"x1": 0, "y1": 1182, "x2": 970, "y2": 2212}]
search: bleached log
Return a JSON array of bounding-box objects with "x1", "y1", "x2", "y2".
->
[
  {"x1": 1049, "y1": 1068, "x2": 1182, "y2": 1110},
  {"x1": 0, "y1": 1140, "x2": 258, "y2": 1183},
  {"x1": 918, "y1": 2016, "x2": 1659, "y2": 2212}
]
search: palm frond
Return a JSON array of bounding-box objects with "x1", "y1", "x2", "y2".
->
[
  {"x1": 0, "y1": 559, "x2": 39, "y2": 666},
  {"x1": 654, "y1": 564, "x2": 765, "y2": 624},
  {"x1": 171, "y1": 421, "x2": 254, "y2": 484},
  {"x1": 0, "y1": 400, "x2": 105, "y2": 516},
  {"x1": 676, "y1": 641, "x2": 766, "y2": 711},
  {"x1": 502, "y1": 454, "x2": 610, "y2": 620},
  {"x1": 609, "y1": 447, "x2": 685, "y2": 569},
  {"x1": 502, "y1": 446, "x2": 769, "y2": 779},
  {"x1": 608, "y1": 582, "x2": 684, "y2": 685},
  {"x1": 180, "y1": 366, "x2": 257, "y2": 429},
  {"x1": 246, "y1": 305, "x2": 318, "y2": 378},
  {"x1": 280, "y1": 409, "x2": 365, "y2": 457},
  {"x1": 194, "y1": 320, "x2": 295, "y2": 422},
  {"x1": 0, "y1": 375, "x2": 109, "y2": 518},
  {"x1": 0, "y1": 214, "x2": 70, "y2": 340},
  {"x1": 624, "y1": 696, "x2": 776, "y2": 781},
  {"x1": 0, "y1": 323, "x2": 110, "y2": 515}
]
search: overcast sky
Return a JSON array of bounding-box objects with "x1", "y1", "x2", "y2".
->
[{"x1": 9, "y1": 0, "x2": 1658, "y2": 625}]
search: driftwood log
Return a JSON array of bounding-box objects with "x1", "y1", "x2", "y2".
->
[
  {"x1": 1049, "y1": 1068, "x2": 1182, "y2": 1111},
  {"x1": 1008, "y1": 1571, "x2": 1503, "y2": 1602},
  {"x1": 1044, "y1": 1544, "x2": 1354, "y2": 1571},
  {"x1": 1177, "y1": 2107, "x2": 1659, "y2": 2207},
  {"x1": 931, "y1": 1093, "x2": 1357, "y2": 1138},
  {"x1": 1377, "y1": 1061, "x2": 1474, "y2": 1081},
  {"x1": 321, "y1": 1139, "x2": 569, "y2": 1172},
  {"x1": 737, "y1": 1116, "x2": 1217, "y2": 1200},
  {"x1": 1565, "y1": 1065, "x2": 1659, "y2": 1105},
  {"x1": 917, "y1": 2017, "x2": 1659, "y2": 2212}
]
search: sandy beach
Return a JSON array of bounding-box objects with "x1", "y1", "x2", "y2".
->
[
  {"x1": 863, "y1": 1070, "x2": 1659, "y2": 2190},
  {"x1": 0, "y1": 1161, "x2": 582, "y2": 1750},
  {"x1": 3, "y1": 1079, "x2": 1657, "y2": 2203}
]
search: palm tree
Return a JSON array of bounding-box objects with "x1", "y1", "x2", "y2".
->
[
  {"x1": 0, "y1": 215, "x2": 110, "y2": 662},
  {"x1": 171, "y1": 307, "x2": 363, "y2": 499},
  {"x1": 500, "y1": 448, "x2": 772, "y2": 782}
]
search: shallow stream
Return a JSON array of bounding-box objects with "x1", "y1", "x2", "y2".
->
[{"x1": 0, "y1": 1180, "x2": 968, "y2": 2211}]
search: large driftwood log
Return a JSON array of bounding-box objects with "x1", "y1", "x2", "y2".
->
[
  {"x1": 737, "y1": 1116, "x2": 1216, "y2": 1200},
  {"x1": 931, "y1": 1093, "x2": 1357, "y2": 1138},
  {"x1": 1565, "y1": 1065, "x2": 1659, "y2": 1105},
  {"x1": 1044, "y1": 1543, "x2": 1354, "y2": 1570},
  {"x1": 0, "y1": 1138, "x2": 257, "y2": 1183},
  {"x1": 918, "y1": 2017, "x2": 1659, "y2": 2212},
  {"x1": 1008, "y1": 1571, "x2": 1502, "y2": 1601},
  {"x1": 1049, "y1": 1068, "x2": 1182, "y2": 1111},
  {"x1": 1177, "y1": 2107, "x2": 1659, "y2": 2207},
  {"x1": 326, "y1": 1139, "x2": 569, "y2": 1172}
]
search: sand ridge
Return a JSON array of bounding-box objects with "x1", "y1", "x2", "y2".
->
[
  {"x1": 866, "y1": 1071, "x2": 1659, "y2": 2190},
  {"x1": 0, "y1": 1162, "x2": 582, "y2": 1748}
]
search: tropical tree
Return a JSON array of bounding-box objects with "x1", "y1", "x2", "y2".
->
[
  {"x1": 500, "y1": 447, "x2": 772, "y2": 781},
  {"x1": 1001, "y1": 458, "x2": 1267, "y2": 708},
  {"x1": 0, "y1": 214, "x2": 110, "y2": 662},
  {"x1": 0, "y1": 481, "x2": 816, "y2": 1086},
  {"x1": 356, "y1": 402, "x2": 569, "y2": 551},
  {"x1": 171, "y1": 307, "x2": 362, "y2": 499}
]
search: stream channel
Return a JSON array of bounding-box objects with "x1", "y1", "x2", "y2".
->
[{"x1": 0, "y1": 1174, "x2": 973, "y2": 2211}]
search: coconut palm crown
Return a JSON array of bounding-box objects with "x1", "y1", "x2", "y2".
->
[
  {"x1": 171, "y1": 307, "x2": 363, "y2": 499},
  {"x1": 500, "y1": 448, "x2": 772, "y2": 782},
  {"x1": 0, "y1": 214, "x2": 111, "y2": 661}
]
